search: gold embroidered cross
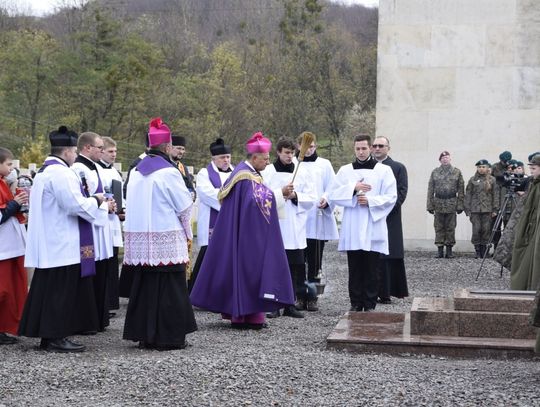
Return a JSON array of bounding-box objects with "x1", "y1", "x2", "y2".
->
[{"x1": 81, "y1": 245, "x2": 95, "y2": 259}]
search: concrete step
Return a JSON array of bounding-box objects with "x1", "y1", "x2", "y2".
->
[
  {"x1": 326, "y1": 311, "x2": 537, "y2": 359},
  {"x1": 453, "y1": 288, "x2": 535, "y2": 313},
  {"x1": 410, "y1": 297, "x2": 536, "y2": 339}
]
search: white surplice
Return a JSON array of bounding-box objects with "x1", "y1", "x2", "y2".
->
[
  {"x1": 195, "y1": 162, "x2": 233, "y2": 247},
  {"x1": 328, "y1": 162, "x2": 397, "y2": 254},
  {"x1": 72, "y1": 155, "x2": 113, "y2": 261},
  {"x1": 0, "y1": 185, "x2": 26, "y2": 261},
  {"x1": 123, "y1": 164, "x2": 193, "y2": 266},
  {"x1": 296, "y1": 157, "x2": 340, "y2": 241},
  {"x1": 99, "y1": 162, "x2": 124, "y2": 248},
  {"x1": 25, "y1": 156, "x2": 109, "y2": 268},
  {"x1": 261, "y1": 163, "x2": 317, "y2": 250}
]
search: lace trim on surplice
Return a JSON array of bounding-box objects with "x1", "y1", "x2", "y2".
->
[{"x1": 123, "y1": 230, "x2": 189, "y2": 266}]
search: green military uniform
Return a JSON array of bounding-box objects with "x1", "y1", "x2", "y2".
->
[
  {"x1": 464, "y1": 171, "x2": 498, "y2": 258},
  {"x1": 510, "y1": 176, "x2": 540, "y2": 291},
  {"x1": 427, "y1": 164, "x2": 464, "y2": 257}
]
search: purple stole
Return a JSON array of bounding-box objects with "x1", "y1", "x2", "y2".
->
[
  {"x1": 42, "y1": 159, "x2": 96, "y2": 278},
  {"x1": 206, "y1": 164, "x2": 223, "y2": 240}
]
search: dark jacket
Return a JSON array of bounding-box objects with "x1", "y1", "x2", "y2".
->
[{"x1": 381, "y1": 156, "x2": 408, "y2": 259}]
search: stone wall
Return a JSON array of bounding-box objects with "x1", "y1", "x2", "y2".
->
[{"x1": 376, "y1": 0, "x2": 540, "y2": 251}]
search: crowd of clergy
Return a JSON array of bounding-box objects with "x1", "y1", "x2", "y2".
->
[{"x1": 1, "y1": 117, "x2": 538, "y2": 353}]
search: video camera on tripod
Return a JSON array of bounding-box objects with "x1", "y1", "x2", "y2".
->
[{"x1": 501, "y1": 171, "x2": 527, "y2": 191}]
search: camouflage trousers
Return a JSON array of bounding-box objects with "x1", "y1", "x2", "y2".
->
[
  {"x1": 469, "y1": 213, "x2": 492, "y2": 245},
  {"x1": 434, "y1": 212, "x2": 456, "y2": 246}
]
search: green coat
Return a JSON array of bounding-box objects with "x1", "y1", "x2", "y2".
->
[
  {"x1": 426, "y1": 165, "x2": 465, "y2": 213},
  {"x1": 510, "y1": 177, "x2": 540, "y2": 290}
]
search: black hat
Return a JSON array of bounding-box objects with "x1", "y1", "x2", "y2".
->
[
  {"x1": 507, "y1": 159, "x2": 518, "y2": 169},
  {"x1": 210, "y1": 138, "x2": 231, "y2": 156},
  {"x1": 49, "y1": 126, "x2": 78, "y2": 147},
  {"x1": 499, "y1": 150, "x2": 512, "y2": 162},
  {"x1": 475, "y1": 159, "x2": 490, "y2": 166},
  {"x1": 172, "y1": 135, "x2": 186, "y2": 147}
]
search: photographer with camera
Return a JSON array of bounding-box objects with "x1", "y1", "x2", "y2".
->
[{"x1": 491, "y1": 152, "x2": 523, "y2": 249}]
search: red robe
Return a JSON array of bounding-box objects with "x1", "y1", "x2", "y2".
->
[{"x1": 0, "y1": 178, "x2": 27, "y2": 335}]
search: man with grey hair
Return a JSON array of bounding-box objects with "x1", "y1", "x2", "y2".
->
[
  {"x1": 123, "y1": 118, "x2": 197, "y2": 350},
  {"x1": 371, "y1": 136, "x2": 409, "y2": 304}
]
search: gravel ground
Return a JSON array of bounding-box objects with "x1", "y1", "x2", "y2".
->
[{"x1": 1, "y1": 243, "x2": 539, "y2": 406}]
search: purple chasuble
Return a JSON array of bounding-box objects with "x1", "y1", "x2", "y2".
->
[
  {"x1": 206, "y1": 163, "x2": 223, "y2": 239},
  {"x1": 42, "y1": 159, "x2": 96, "y2": 278},
  {"x1": 190, "y1": 161, "x2": 294, "y2": 317}
]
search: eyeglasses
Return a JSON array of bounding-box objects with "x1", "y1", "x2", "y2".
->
[
  {"x1": 91, "y1": 145, "x2": 104, "y2": 151},
  {"x1": 372, "y1": 144, "x2": 388, "y2": 149}
]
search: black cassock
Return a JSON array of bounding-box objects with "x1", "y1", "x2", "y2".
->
[{"x1": 378, "y1": 156, "x2": 409, "y2": 299}]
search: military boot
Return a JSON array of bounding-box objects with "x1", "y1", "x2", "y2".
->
[
  {"x1": 435, "y1": 246, "x2": 444, "y2": 258},
  {"x1": 445, "y1": 245, "x2": 454, "y2": 259},
  {"x1": 474, "y1": 245, "x2": 481, "y2": 259}
]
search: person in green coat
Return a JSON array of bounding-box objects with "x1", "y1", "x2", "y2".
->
[
  {"x1": 515, "y1": 154, "x2": 540, "y2": 353},
  {"x1": 510, "y1": 154, "x2": 540, "y2": 291}
]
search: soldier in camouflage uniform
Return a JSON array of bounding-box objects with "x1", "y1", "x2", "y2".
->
[
  {"x1": 464, "y1": 160, "x2": 499, "y2": 258},
  {"x1": 426, "y1": 151, "x2": 465, "y2": 258}
]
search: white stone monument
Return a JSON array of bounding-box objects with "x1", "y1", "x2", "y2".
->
[{"x1": 376, "y1": 0, "x2": 540, "y2": 251}]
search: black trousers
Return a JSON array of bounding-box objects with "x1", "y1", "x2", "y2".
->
[
  {"x1": 107, "y1": 247, "x2": 120, "y2": 310},
  {"x1": 94, "y1": 259, "x2": 110, "y2": 332},
  {"x1": 347, "y1": 250, "x2": 379, "y2": 310},
  {"x1": 305, "y1": 239, "x2": 325, "y2": 282},
  {"x1": 188, "y1": 245, "x2": 207, "y2": 294}
]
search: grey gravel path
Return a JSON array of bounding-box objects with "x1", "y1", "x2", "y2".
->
[{"x1": 1, "y1": 243, "x2": 539, "y2": 406}]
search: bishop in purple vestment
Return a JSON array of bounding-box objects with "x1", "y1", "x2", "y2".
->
[{"x1": 190, "y1": 132, "x2": 294, "y2": 329}]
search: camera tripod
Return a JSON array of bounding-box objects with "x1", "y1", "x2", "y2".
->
[{"x1": 475, "y1": 188, "x2": 518, "y2": 280}]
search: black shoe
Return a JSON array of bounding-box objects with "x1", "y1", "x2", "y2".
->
[
  {"x1": 445, "y1": 246, "x2": 454, "y2": 258},
  {"x1": 435, "y1": 246, "x2": 444, "y2": 258},
  {"x1": 154, "y1": 341, "x2": 189, "y2": 351},
  {"x1": 377, "y1": 298, "x2": 392, "y2": 304},
  {"x1": 43, "y1": 338, "x2": 86, "y2": 353},
  {"x1": 306, "y1": 300, "x2": 319, "y2": 312},
  {"x1": 295, "y1": 299, "x2": 306, "y2": 311},
  {"x1": 0, "y1": 333, "x2": 18, "y2": 345},
  {"x1": 231, "y1": 322, "x2": 248, "y2": 330},
  {"x1": 363, "y1": 307, "x2": 375, "y2": 312},
  {"x1": 283, "y1": 306, "x2": 304, "y2": 318},
  {"x1": 349, "y1": 305, "x2": 361, "y2": 312},
  {"x1": 246, "y1": 322, "x2": 268, "y2": 330},
  {"x1": 266, "y1": 310, "x2": 281, "y2": 319},
  {"x1": 76, "y1": 330, "x2": 97, "y2": 336}
]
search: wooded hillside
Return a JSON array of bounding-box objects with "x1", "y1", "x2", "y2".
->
[{"x1": 0, "y1": 0, "x2": 378, "y2": 169}]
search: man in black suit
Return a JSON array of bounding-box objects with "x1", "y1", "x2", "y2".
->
[{"x1": 371, "y1": 136, "x2": 409, "y2": 303}]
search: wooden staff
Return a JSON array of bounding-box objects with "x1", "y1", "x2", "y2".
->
[{"x1": 291, "y1": 131, "x2": 315, "y2": 184}]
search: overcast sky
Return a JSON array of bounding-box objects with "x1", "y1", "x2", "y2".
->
[{"x1": 14, "y1": 0, "x2": 378, "y2": 16}]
